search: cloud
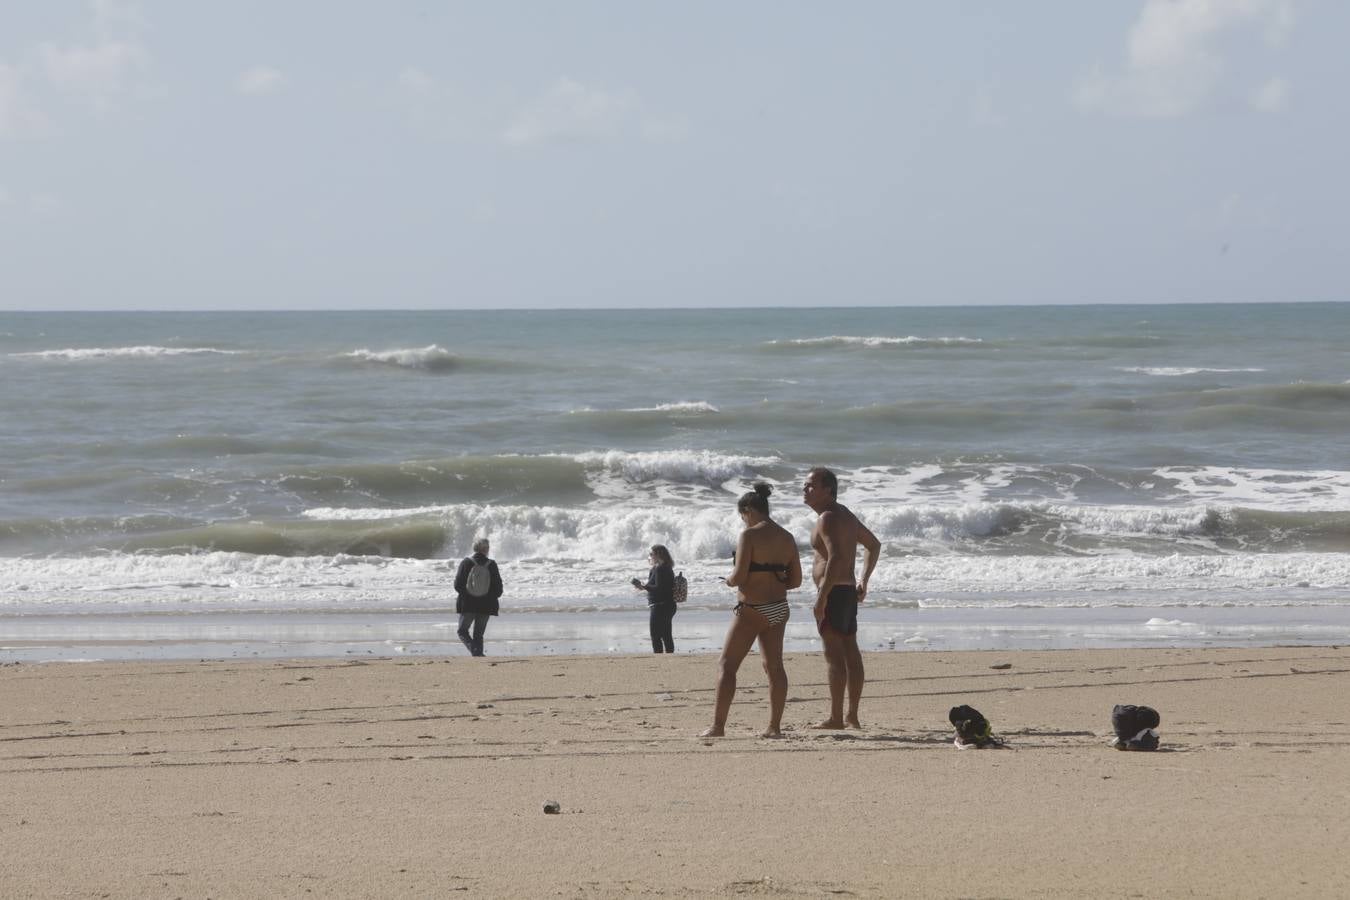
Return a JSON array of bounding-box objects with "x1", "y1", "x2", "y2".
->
[
  {"x1": 969, "y1": 84, "x2": 1007, "y2": 127},
  {"x1": 30, "y1": 192, "x2": 63, "y2": 217},
  {"x1": 502, "y1": 78, "x2": 635, "y2": 147},
  {"x1": 1250, "y1": 76, "x2": 1289, "y2": 111},
  {"x1": 36, "y1": 0, "x2": 150, "y2": 113},
  {"x1": 502, "y1": 78, "x2": 689, "y2": 148},
  {"x1": 1075, "y1": 0, "x2": 1295, "y2": 117},
  {"x1": 641, "y1": 115, "x2": 690, "y2": 143},
  {"x1": 236, "y1": 65, "x2": 286, "y2": 96},
  {"x1": 0, "y1": 0, "x2": 151, "y2": 136},
  {"x1": 0, "y1": 62, "x2": 49, "y2": 138},
  {"x1": 91, "y1": 0, "x2": 147, "y2": 35},
  {"x1": 38, "y1": 38, "x2": 148, "y2": 110},
  {"x1": 397, "y1": 67, "x2": 435, "y2": 95}
]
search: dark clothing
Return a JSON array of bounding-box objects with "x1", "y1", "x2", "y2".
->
[
  {"x1": 641, "y1": 563, "x2": 676, "y2": 653},
  {"x1": 458, "y1": 612, "x2": 490, "y2": 657},
  {"x1": 649, "y1": 604, "x2": 675, "y2": 653},
  {"x1": 643, "y1": 564, "x2": 675, "y2": 607},
  {"x1": 748, "y1": 560, "x2": 790, "y2": 583},
  {"x1": 818, "y1": 584, "x2": 859, "y2": 636},
  {"x1": 454, "y1": 553, "x2": 503, "y2": 616}
]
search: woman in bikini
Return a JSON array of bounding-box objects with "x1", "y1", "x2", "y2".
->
[{"x1": 701, "y1": 483, "x2": 803, "y2": 738}]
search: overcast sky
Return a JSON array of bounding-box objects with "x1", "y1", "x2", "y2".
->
[{"x1": 1, "y1": 1, "x2": 1346, "y2": 310}]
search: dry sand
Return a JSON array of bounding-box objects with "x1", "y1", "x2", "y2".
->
[{"x1": 3, "y1": 646, "x2": 1349, "y2": 898}]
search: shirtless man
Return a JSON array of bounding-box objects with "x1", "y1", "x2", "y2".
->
[{"x1": 804, "y1": 466, "x2": 880, "y2": 729}]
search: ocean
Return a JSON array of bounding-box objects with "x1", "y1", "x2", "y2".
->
[{"x1": 3, "y1": 304, "x2": 1348, "y2": 661}]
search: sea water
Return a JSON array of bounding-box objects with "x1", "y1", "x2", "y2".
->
[{"x1": 2, "y1": 304, "x2": 1348, "y2": 660}]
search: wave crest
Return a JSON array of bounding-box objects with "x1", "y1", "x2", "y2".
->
[
  {"x1": 764, "y1": 335, "x2": 987, "y2": 350},
  {"x1": 11, "y1": 346, "x2": 243, "y2": 361},
  {"x1": 571, "y1": 449, "x2": 780, "y2": 485},
  {"x1": 1117, "y1": 367, "x2": 1266, "y2": 376},
  {"x1": 342, "y1": 345, "x2": 458, "y2": 372}
]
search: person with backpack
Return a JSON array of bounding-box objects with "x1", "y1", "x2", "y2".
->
[
  {"x1": 631, "y1": 544, "x2": 678, "y2": 653},
  {"x1": 453, "y1": 537, "x2": 502, "y2": 657}
]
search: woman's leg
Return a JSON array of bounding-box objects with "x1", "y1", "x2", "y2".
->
[
  {"x1": 659, "y1": 605, "x2": 675, "y2": 653},
  {"x1": 648, "y1": 605, "x2": 664, "y2": 653},
  {"x1": 756, "y1": 619, "x2": 789, "y2": 737},
  {"x1": 700, "y1": 610, "x2": 763, "y2": 737}
]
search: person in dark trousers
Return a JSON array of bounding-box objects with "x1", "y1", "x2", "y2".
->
[
  {"x1": 453, "y1": 537, "x2": 502, "y2": 657},
  {"x1": 631, "y1": 544, "x2": 676, "y2": 653}
]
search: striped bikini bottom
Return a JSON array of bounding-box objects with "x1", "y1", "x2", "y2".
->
[{"x1": 735, "y1": 599, "x2": 791, "y2": 628}]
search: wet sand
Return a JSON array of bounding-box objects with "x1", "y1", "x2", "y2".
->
[{"x1": 3, "y1": 647, "x2": 1349, "y2": 897}]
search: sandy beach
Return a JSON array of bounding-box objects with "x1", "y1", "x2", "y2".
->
[{"x1": 3, "y1": 646, "x2": 1349, "y2": 898}]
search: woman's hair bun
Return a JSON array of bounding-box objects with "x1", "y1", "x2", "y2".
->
[{"x1": 753, "y1": 482, "x2": 773, "y2": 498}]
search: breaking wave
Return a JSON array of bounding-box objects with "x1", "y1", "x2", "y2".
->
[
  {"x1": 341, "y1": 345, "x2": 459, "y2": 372},
  {"x1": 10, "y1": 346, "x2": 244, "y2": 361},
  {"x1": 764, "y1": 335, "x2": 988, "y2": 350}
]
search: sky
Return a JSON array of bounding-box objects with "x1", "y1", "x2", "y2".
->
[{"x1": 1, "y1": 0, "x2": 1347, "y2": 310}]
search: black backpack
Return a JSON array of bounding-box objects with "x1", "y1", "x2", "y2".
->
[
  {"x1": 1111, "y1": 704, "x2": 1161, "y2": 751},
  {"x1": 949, "y1": 704, "x2": 1002, "y2": 749}
]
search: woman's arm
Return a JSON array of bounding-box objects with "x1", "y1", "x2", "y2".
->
[
  {"x1": 786, "y1": 541, "x2": 804, "y2": 590},
  {"x1": 724, "y1": 531, "x2": 752, "y2": 587},
  {"x1": 652, "y1": 565, "x2": 675, "y2": 604}
]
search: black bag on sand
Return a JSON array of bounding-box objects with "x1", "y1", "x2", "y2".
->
[
  {"x1": 949, "y1": 704, "x2": 1004, "y2": 749},
  {"x1": 1111, "y1": 704, "x2": 1161, "y2": 751}
]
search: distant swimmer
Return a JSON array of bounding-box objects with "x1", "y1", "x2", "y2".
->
[
  {"x1": 701, "y1": 483, "x2": 802, "y2": 738},
  {"x1": 453, "y1": 537, "x2": 502, "y2": 657},
  {"x1": 803, "y1": 467, "x2": 880, "y2": 729}
]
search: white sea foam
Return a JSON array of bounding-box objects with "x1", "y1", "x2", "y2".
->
[
  {"x1": 618, "y1": 401, "x2": 720, "y2": 414},
  {"x1": 344, "y1": 345, "x2": 457, "y2": 371},
  {"x1": 568, "y1": 401, "x2": 721, "y2": 416},
  {"x1": 771, "y1": 335, "x2": 985, "y2": 348},
  {"x1": 4, "y1": 550, "x2": 1349, "y2": 614},
  {"x1": 1156, "y1": 466, "x2": 1350, "y2": 511},
  {"x1": 291, "y1": 497, "x2": 1305, "y2": 563},
  {"x1": 11, "y1": 346, "x2": 243, "y2": 360},
  {"x1": 569, "y1": 449, "x2": 779, "y2": 485},
  {"x1": 1116, "y1": 367, "x2": 1266, "y2": 376}
]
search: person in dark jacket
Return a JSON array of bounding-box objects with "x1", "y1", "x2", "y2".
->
[
  {"x1": 453, "y1": 537, "x2": 503, "y2": 657},
  {"x1": 631, "y1": 544, "x2": 676, "y2": 653}
]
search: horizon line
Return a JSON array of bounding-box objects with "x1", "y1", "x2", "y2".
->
[{"x1": 3, "y1": 299, "x2": 1346, "y2": 314}]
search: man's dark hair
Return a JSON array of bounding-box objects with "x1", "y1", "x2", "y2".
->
[{"x1": 809, "y1": 467, "x2": 838, "y2": 498}]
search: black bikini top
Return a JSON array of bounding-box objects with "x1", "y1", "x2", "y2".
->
[
  {"x1": 748, "y1": 561, "x2": 788, "y2": 573},
  {"x1": 731, "y1": 552, "x2": 790, "y2": 583},
  {"x1": 748, "y1": 560, "x2": 790, "y2": 583}
]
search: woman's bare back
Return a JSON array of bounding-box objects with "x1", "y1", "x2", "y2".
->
[{"x1": 736, "y1": 520, "x2": 803, "y2": 605}]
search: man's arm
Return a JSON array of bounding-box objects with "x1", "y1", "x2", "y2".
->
[
  {"x1": 813, "y1": 511, "x2": 842, "y2": 623},
  {"x1": 855, "y1": 522, "x2": 881, "y2": 603},
  {"x1": 453, "y1": 558, "x2": 469, "y2": 595}
]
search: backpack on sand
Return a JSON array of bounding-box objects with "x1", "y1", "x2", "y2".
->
[
  {"x1": 1111, "y1": 704, "x2": 1160, "y2": 751},
  {"x1": 672, "y1": 572, "x2": 687, "y2": 604},
  {"x1": 466, "y1": 558, "x2": 493, "y2": 598},
  {"x1": 949, "y1": 704, "x2": 1004, "y2": 749}
]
